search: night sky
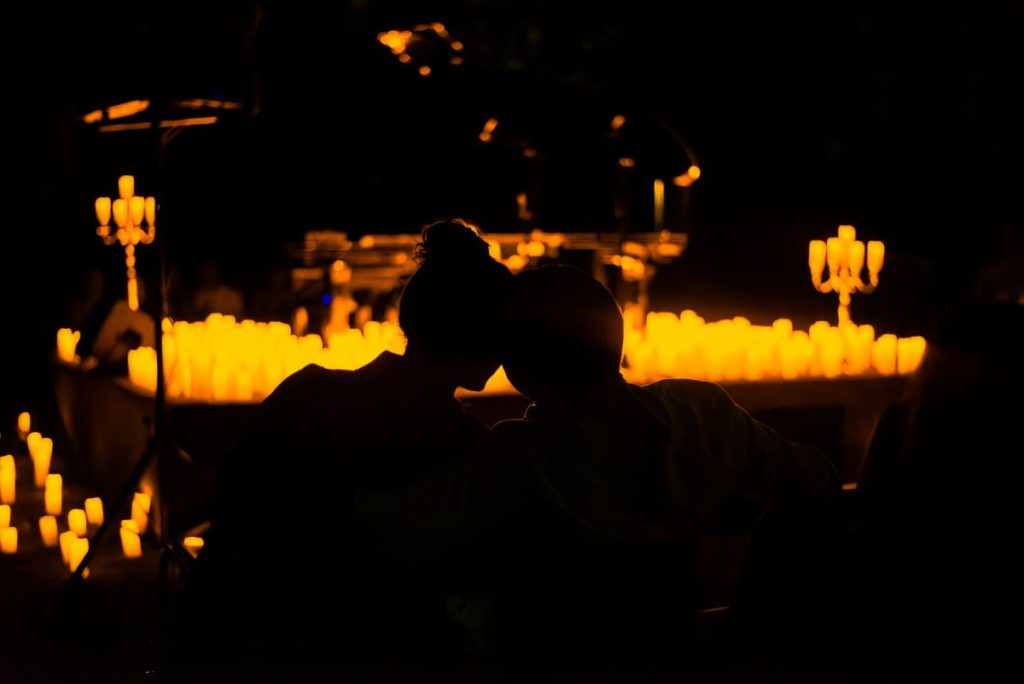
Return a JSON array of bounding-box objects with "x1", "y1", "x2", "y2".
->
[{"x1": 2, "y1": 1, "x2": 1021, "y2": 399}]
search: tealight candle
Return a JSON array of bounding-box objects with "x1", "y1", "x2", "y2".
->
[
  {"x1": 0, "y1": 504, "x2": 9, "y2": 528},
  {"x1": 1, "y1": 527, "x2": 17, "y2": 554},
  {"x1": 120, "y1": 526, "x2": 142, "y2": 559},
  {"x1": 85, "y1": 497, "x2": 104, "y2": 526},
  {"x1": 45, "y1": 474, "x2": 62, "y2": 516},
  {"x1": 68, "y1": 509, "x2": 88, "y2": 537},
  {"x1": 33, "y1": 437, "x2": 52, "y2": 488},
  {"x1": 39, "y1": 515, "x2": 59, "y2": 547}
]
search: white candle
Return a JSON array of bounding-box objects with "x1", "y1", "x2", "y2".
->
[
  {"x1": 45, "y1": 473, "x2": 62, "y2": 515},
  {"x1": 1, "y1": 527, "x2": 17, "y2": 554},
  {"x1": 85, "y1": 497, "x2": 104, "y2": 526},
  {"x1": 39, "y1": 515, "x2": 59, "y2": 547}
]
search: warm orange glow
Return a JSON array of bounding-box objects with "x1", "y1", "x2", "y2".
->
[
  {"x1": 57, "y1": 328, "x2": 81, "y2": 364},
  {"x1": 478, "y1": 132, "x2": 492, "y2": 143},
  {"x1": 39, "y1": 515, "x2": 58, "y2": 547},
  {"x1": 418, "y1": 66, "x2": 432, "y2": 77},
  {"x1": 0, "y1": 504, "x2": 9, "y2": 528},
  {"x1": 59, "y1": 531, "x2": 77, "y2": 565},
  {"x1": 120, "y1": 526, "x2": 142, "y2": 558},
  {"x1": 653, "y1": 179, "x2": 665, "y2": 230},
  {"x1": 672, "y1": 173, "x2": 694, "y2": 187},
  {"x1": 17, "y1": 411, "x2": 30, "y2": 438},
  {"x1": 127, "y1": 276, "x2": 140, "y2": 312},
  {"x1": 808, "y1": 240, "x2": 827, "y2": 274},
  {"x1": 483, "y1": 118, "x2": 498, "y2": 134},
  {"x1": 132, "y1": 492, "x2": 151, "y2": 533},
  {"x1": 848, "y1": 240, "x2": 866, "y2": 274},
  {"x1": 70, "y1": 537, "x2": 89, "y2": 573},
  {"x1": 451, "y1": 40, "x2": 464, "y2": 51},
  {"x1": 45, "y1": 474, "x2": 62, "y2": 516},
  {"x1": 611, "y1": 114, "x2": 626, "y2": 131},
  {"x1": 378, "y1": 30, "x2": 413, "y2": 54},
  {"x1": 129, "y1": 196, "x2": 145, "y2": 225},
  {"x1": 0, "y1": 527, "x2": 16, "y2": 554},
  {"x1": 450, "y1": 56, "x2": 464, "y2": 65},
  {"x1": 837, "y1": 224, "x2": 856, "y2": 242},
  {"x1": 121, "y1": 519, "x2": 139, "y2": 533},
  {"x1": 159, "y1": 116, "x2": 218, "y2": 128},
  {"x1": 183, "y1": 536, "x2": 205, "y2": 556},
  {"x1": 106, "y1": 100, "x2": 150, "y2": 120},
  {"x1": 523, "y1": 148, "x2": 537, "y2": 158},
  {"x1": 68, "y1": 509, "x2": 88, "y2": 537},
  {"x1": 171, "y1": 98, "x2": 243, "y2": 110},
  {"x1": 867, "y1": 241, "x2": 885, "y2": 273},
  {"x1": 95, "y1": 197, "x2": 111, "y2": 226},
  {"x1": 618, "y1": 157, "x2": 636, "y2": 168},
  {"x1": 85, "y1": 497, "x2": 104, "y2": 526},
  {"x1": 516, "y1": 193, "x2": 533, "y2": 222},
  {"x1": 686, "y1": 164, "x2": 702, "y2": 180},
  {"x1": 0, "y1": 456, "x2": 14, "y2": 505},
  {"x1": 99, "y1": 122, "x2": 153, "y2": 133},
  {"x1": 82, "y1": 109, "x2": 104, "y2": 124},
  {"x1": 32, "y1": 437, "x2": 52, "y2": 488},
  {"x1": 398, "y1": 53, "x2": 412, "y2": 64}
]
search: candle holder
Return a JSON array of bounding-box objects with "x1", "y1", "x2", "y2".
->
[
  {"x1": 95, "y1": 176, "x2": 157, "y2": 312},
  {"x1": 809, "y1": 225, "x2": 885, "y2": 326}
]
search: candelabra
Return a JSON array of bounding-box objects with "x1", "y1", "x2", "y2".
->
[
  {"x1": 95, "y1": 176, "x2": 156, "y2": 311},
  {"x1": 809, "y1": 225, "x2": 885, "y2": 326}
]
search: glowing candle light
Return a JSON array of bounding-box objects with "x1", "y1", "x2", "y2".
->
[
  {"x1": 121, "y1": 519, "x2": 139, "y2": 533},
  {"x1": 145, "y1": 197, "x2": 156, "y2": 226},
  {"x1": 129, "y1": 196, "x2": 145, "y2": 225},
  {"x1": 70, "y1": 537, "x2": 89, "y2": 572},
  {"x1": 127, "y1": 277, "x2": 140, "y2": 312},
  {"x1": 39, "y1": 515, "x2": 59, "y2": 547},
  {"x1": 17, "y1": 412, "x2": 30, "y2": 440},
  {"x1": 59, "y1": 531, "x2": 77, "y2": 565},
  {"x1": 653, "y1": 179, "x2": 665, "y2": 230},
  {"x1": 808, "y1": 240, "x2": 826, "y2": 275},
  {"x1": 27, "y1": 432, "x2": 41, "y2": 459},
  {"x1": 1, "y1": 527, "x2": 17, "y2": 554},
  {"x1": 0, "y1": 456, "x2": 14, "y2": 504},
  {"x1": 68, "y1": 508, "x2": 88, "y2": 537},
  {"x1": 837, "y1": 224, "x2": 856, "y2": 243},
  {"x1": 85, "y1": 497, "x2": 104, "y2": 526},
  {"x1": 826, "y1": 237, "x2": 842, "y2": 272},
  {"x1": 33, "y1": 437, "x2": 52, "y2": 488},
  {"x1": 118, "y1": 175, "x2": 134, "y2": 201},
  {"x1": 45, "y1": 474, "x2": 62, "y2": 515},
  {"x1": 95, "y1": 197, "x2": 112, "y2": 225},
  {"x1": 0, "y1": 504, "x2": 9, "y2": 528},
  {"x1": 120, "y1": 525, "x2": 142, "y2": 559},
  {"x1": 112, "y1": 199, "x2": 128, "y2": 228},
  {"x1": 56, "y1": 328, "x2": 81, "y2": 363},
  {"x1": 867, "y1": 241, "x2": 885, "y2": 273},
  {"x1": 132, "y1": 492, "x2": 151, "y2": 534},
  {"x1": 848, "y1": 240, "x2": 866, "y2": 275}
]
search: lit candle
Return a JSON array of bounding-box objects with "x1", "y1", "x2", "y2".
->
[
  {"x1": 120, "y1": 526, "x2": 142, "y2": 559},
  {"x1": 129, "y1": 196, "x2": 145, "y2": 225},
  {"x1": 0, "y1": 527, "x2": 17, "y2": 554},
  {"x1": 33, "y1": 437, "x2": 52, "y2": 488},
  {"x1": 127, "y1": 276, "x2": 140, "y2": 312},
  {"x1": 0, "y1": 504, "x2": 9, "y2": 528},
  {"x1": 121, "y1": 519, "x2": 139, "y2": 533},
  {"x1": 39, "y1": 515, "x2": 59, "y2": 547},
  {"x1": 112, "y1": 198, "x2": 128, "y2": 228},
  {"x1": 27, "y1": 432, "x2": 41, "y2": 459},
  {"x1": 653, "y1": 179, "x2": 665, "y2": 230},
  {"x1": 118, "y1": 175, "x2": 135, "y2": 200},
  {"x1": 45, "y1": 473, "x2": 62, "y2": 515},
  {"x1": 68, "y1": 508, "x2": 88, "y2": 537},
  {"x1": 85, "y1": 497, "x2": 104, "y2": 526},
  {"x1": 17, "y1": 412, "x2": 30, "y2": 440},
  {"x1": 145, "y1": 197, "x2": 156, "y2": 227},
  {"x1": 837, "y1": 224, "x2": 856, "y2": 243},
  {"x1": 56, "y1": 328, "x2": 81, "y2": 363},
  {"x1": 95, "y1": 196, "x2": 112, "y2": 225},
  {"x1": 60, "y1": 531, "x2": 77, "y2": 565},
  {"x1": 70, "y1": 537, "x2": 90, "y2": 572},
  {"x1": 848, "y1": 240, "x2": 865, "y2": 275},
  {"x1": 808, "y1": 240, "x2": 826, "y2": 276},
  {"x1": 826, "y1": 237, "x2": 842, "y2": 272},
  {"x1": 0, "y1": 455, "x2": 14, "y2": 504},
  {"x1": 132, "y1": 492, "x2": 151, "y2": 534},
  {"x1": 867, "y1": 241, "x2": 885, "y2": 273}
]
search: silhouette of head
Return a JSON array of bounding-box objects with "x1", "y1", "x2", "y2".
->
[
  {"x1": 399, "y1": 219, "x2": 512, "y2": 391},
  {"x1": 504, "y1": 265, "x2": 624, "y2": 403}
]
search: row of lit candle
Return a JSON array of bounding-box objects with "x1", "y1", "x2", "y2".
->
[{"x1": 622, "y1": 307, "x2": 926, "y2": 383}]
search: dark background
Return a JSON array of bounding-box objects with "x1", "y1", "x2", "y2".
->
[{"x1": 2, "y1": 1, "x2": 1021, "y2": 406}]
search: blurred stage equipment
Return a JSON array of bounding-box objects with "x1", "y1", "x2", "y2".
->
[
  {"x1": 809, "y1": 225, "x2": 885, "y2": 326},
  {"x1": 95, "y1": 176, "x2": 157, "y2": 312}
]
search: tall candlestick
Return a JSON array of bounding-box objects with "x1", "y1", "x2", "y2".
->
[
  {"x1": 39, "y1": 515, "x2": 59, "y2": 547},
  {"x1": 0, "y1": 527, "x2": 16, "y2": 554},
  {"x1": 85, "y1": 497, "x2": 104, "y2": 526},
  {"x1": 45, "y1": 474, "x2": 62, "y2": 515}
]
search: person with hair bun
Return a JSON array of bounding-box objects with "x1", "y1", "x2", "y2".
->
[{"x1": 188, "y1": 219, "x2": 512, "y2": 669}]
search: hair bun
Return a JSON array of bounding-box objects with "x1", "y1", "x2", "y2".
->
[{"x1": 417, "y1": 219, "x2": 491, "y2": 268}]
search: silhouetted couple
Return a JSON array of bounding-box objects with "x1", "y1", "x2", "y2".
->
[{"x1": 191, "y1": 219, "x2": 836, "y2": 672}]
